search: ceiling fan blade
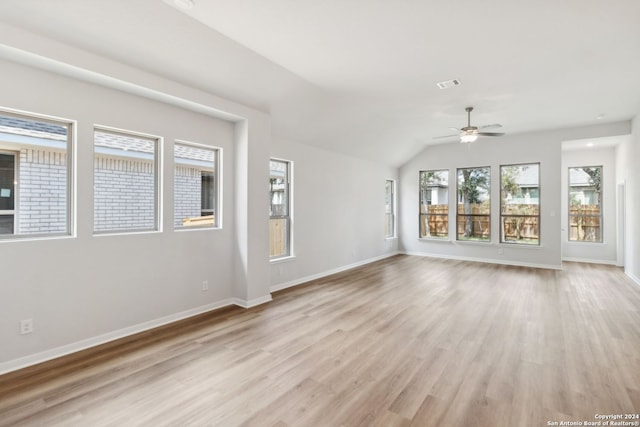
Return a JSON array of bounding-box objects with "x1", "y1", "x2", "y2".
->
[
  {"x1": 449, "y1": 127, "x2": 460, "y2": 132},
  {"x1": 432, "y1": 134, "x2": 459, "y2": 139},
  {"x1": 480, "y1": 123, "x2": 502, "y2": 129},
  {"x1": 477, "y1": 132, "x2": 505, "y2": 137}
]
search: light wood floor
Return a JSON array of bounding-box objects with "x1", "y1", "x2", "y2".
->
[{"x1": 1, "y1": 255, "x2": 640, "y2": 427}]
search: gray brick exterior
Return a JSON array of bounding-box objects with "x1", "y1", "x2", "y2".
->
[
  {"x1": 18, "y1": 148, "x2": 68, "y2": 234},
  {"x1": 174, "y1": 166, "x2": 202, "y2": 228},
  {"x1": 93, "y1": 157, "x2": 156, "y2": 231}
]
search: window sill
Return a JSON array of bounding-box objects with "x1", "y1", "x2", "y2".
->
[
  {"x1": 93, "y1": 229, "x2": 161, "y2": 237},
  {"x1": 174, "y1": 226, "x2": 222, "y2": 233},
  {"x1": 565, "y1": 241, "x2": 606, "y2": 246},
  {"x1": 418, "y1": 237, "x2": 452, "y2": 243},
  {"x1": 499, "y1": 243, "x2": 544, "y2": 249},
  {"x1": 270, "y1": 255, "x2": 296, "y2": 264},
  {"x1": 385, "y1": 236, "x2": 397, "y2": 241},
  {"x1": 0, "y1": 234, "x2": 75, "y2": 244},
  {"x1": 455, "y1": 240, "x2": 493, "y2": 246}
]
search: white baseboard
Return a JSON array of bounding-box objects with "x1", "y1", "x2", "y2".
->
[
  {"x1": 627, "y1": 271, "x2": 640, "y2": 287},
  {"x1": 403, "y1": 251, "x2": 562, "y2": 270},
  {"x1": 232, "y1": 294, "x2": 273, "y2": 308},
  {"x1": 562, "y1": 257, "x2": 619, "y2": 266},
  {"x1": 270, "y1": 251, "x2": 400, "y2": 293},
  {"x1": 0, "y1": 298, "x2": 242, "y2": 376}
]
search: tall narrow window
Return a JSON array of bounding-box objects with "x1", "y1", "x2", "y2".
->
[
  {"x1": 501, "y1": 163, "x2": 540, "y2": 245},
  {"x1": 0, "y1": 110, "x2": 73, "y2": 239},
  {"x1": 569, "y1": 166, "x2": 602, "y2": 242},
  {"x1": 174, "y1": 142, "x2": 219, "y2": 229},
  {"x1": 419, "y1": 170, "x2": 449, "y2": 238},
  {"x1": 457, "y1": 167, "x2": 490, "y2": 241},
  {"x1": 270, "y1": 159, "x2": 292, "y2": 259},
  {"x1": 385, "y1": 179, "x2": 396, "y2": 238},
  {"x1": 94, "y1": 128, "x2": 160, "y2": 233}
]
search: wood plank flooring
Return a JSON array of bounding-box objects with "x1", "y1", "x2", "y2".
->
[{"x1": 1, "y1": 255, "x2": 639, "y2": 426}]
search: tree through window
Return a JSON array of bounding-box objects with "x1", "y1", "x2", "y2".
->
[{"x1": 457, "y1": 167, "x2": 490, "y2": 241}]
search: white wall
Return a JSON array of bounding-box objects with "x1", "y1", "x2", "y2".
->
[
  {"x1": 561, "y1": 145, "x2": 618, "y2": 264},
  {"x1": 270, "y1": 139, "x2": 398, "y2": 291},
  {"x1": 399, "y1": 122, "x2": 631, "y2": 269},
  {"x1": 0, "y1": 40, "x2": 272, "y2": 372},
  {"x1": 617, "y1": 114, "x2": 640, "y2": 284}
]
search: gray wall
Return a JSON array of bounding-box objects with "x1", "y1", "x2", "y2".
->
[
  {"x1": 399, "y1": 122, "x2": 631, "y2": 269},
  {"x1": 269, "y1": 139, "x2": 399, "y2": 290},
  {"x1": 561, "y1": 145, "x2": 619, "y2": 264}
]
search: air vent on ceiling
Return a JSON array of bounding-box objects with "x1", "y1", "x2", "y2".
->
[{"x1": 436, "y1": 79, "x2": 461, "y2": 90}]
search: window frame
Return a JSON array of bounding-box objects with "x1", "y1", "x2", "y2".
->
[
  {"x1": 419, "y1": 169, "x2": 450, "y2": 239},
  {"x1": 456, "y1": 166, "x2": 491, "y2": 242},
  {"x1": 93, "y1": 125, "x2": 162, "y2": 235},
  {"x1": 385, "y1": 179, "x2": 396, "y2": 238},
  {"x1": 0, "y1": 108, "x2": 75, "y2": 241},
  {"x1": 269, "y1": 158, "x2": 293, "y2": 260},
  {"x1": 568, "y1": 165, "x2": 603, "y2": 243},
  {"x1": 173, "y1": 140, "x2": 221, "y2": 231},
  {"x1": 500, "y1": 162, "x2": 541, "y2": 246}
]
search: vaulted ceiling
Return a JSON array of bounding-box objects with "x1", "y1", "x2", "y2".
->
[{"x1": 1, "y1": 0, "x2": 639, "y2": 166}]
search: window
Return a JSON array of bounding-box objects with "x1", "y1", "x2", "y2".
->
[
  {"x1": 270, "y1": 159, "x2": 292, "y2": 259},
  {"x1": 0, "y1": 110, "x2": 73, "y2": 239},
  {"x1": 457, "y1": 167, "x2": 490, "y2": 241},
  {"x1": 94, "y1": 128, "x2": 160, "y2": 233},
  {"x1": 501, "y1": 163, "x2": 540, "y2": 245},
  {"x1": 419, "y1": 170, "x2": 449, "y2": 238},
  {"x1": 569, "y1": 166, "x2": 602, "y2": 242},
  {"x1": 174, "y1": 142, "x2": 219, "y2": 229},
  {"x1": 385, "y1": 179, "x2": 396, "y2": 238}
]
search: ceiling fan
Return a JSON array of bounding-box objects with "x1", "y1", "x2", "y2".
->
[{"x1": 434, "y1": 107, "x2": 505, "y2": 143}]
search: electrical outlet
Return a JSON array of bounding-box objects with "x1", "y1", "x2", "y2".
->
[
  {"x1": 20, "y1": 319, "x2": 34, "y2": 335},
  {"x1": 201, "y1": 280, "x2": 209, "y2": 291}
]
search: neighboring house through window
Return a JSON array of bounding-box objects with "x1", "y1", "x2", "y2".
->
[
  {"x1": 419, "y1": 170, "x2": 449, "y2": 239},
  {"x1": 93, "y1": 127, "x2": 160, "y2": 233},
  {"x1": 569, "y1": 166, "x2": 602, "y2": 242},
  {"x1": 270, "y1": 159, "x2": 292, "y2": 259},
  {"x1": 0, "y1": 110, "x2": 73, "y2": 239},
  {"x1": 500, "y1": 163, "x2": 540, "y2": 245},
  {"x1": 174, "y1": 142, "x2": 219, "y2": 229}
]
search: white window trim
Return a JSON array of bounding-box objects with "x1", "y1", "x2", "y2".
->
[
  {"x1": 270, "y1": 157, "x2": 293, "y2": 261},
  {"x1": 93, "y1": 125, "x2": 163, "y2": 235},
  {"x1": 0, "y1": 107, "x2": 76, "y2": 241}
]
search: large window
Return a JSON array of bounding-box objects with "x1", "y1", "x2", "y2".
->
[
  {"x1": 457, "y1": 167, "x2": 490, "y2": 241},
  {"x1": 419, "y1": 170, "x2": 449, "y2": 238},
  {"x1": 569, "y1": 166, "x2": 602, "y2": 242},
  {"x1": 0, "y1": 110, "x2": 73, "y2": 239},
  {"x1": 174, "y1": 142, "x2": 219, "y2": 229},
  {"x1": 94, "y1": 128, "x2": 160, "y2": 233},
  {"x1": 385, "y1": 179, "x2": 396, "y2": 238},
  {"x1": 501, "y1": 163, "x2": 540, "y2": 245},
  {"x1": 270, "y1": 159, "x2": 292, "y2": 259}
]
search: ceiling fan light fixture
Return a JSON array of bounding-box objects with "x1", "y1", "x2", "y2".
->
[{"x1": 460, "y1": 134, "x2": 478, "y2": 143}]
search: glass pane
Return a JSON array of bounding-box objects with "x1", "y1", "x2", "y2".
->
[
  {"x1": 94, "y1": 130, "x2": 157, "y2": 232},
  {"x1": 457, "y1": 167, "x2": 490, "y2": 241},
  {"x1": 0, "y1": 113, "x2": 70, "y2": 237},
  {"x1": 568, "y1": 166, "x2": 602, "y2": 242},
  {"x1": 385, "y1": 180, "x2": 394, "y2": 237},
  {"x1": 270, "y1": 160, "x2": 288, "y2": 217},
  {"x1": 419, "y1": 170, "x2": 449, "y2": 238},
  {"x1": 174, "y1": 143, "x2": 217, "y2": 228},
  {"x1": 269, "y1": 218, "x2": 289, "y2": 258},
  {"x1": 501, "y1": 164, "x2": 540, "y2": 244}
]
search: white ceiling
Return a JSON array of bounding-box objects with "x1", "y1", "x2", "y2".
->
[{"x1": 0, "y1": 0, "x2": 639, "y2": 166}]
